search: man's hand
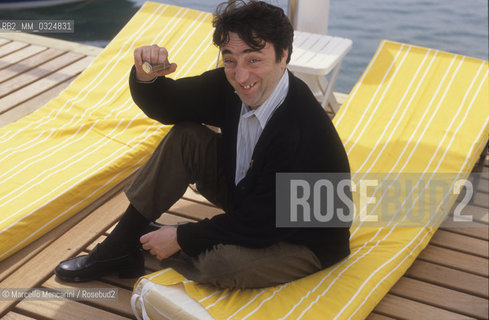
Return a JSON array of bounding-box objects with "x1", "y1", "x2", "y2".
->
[
  {"x1": 133, "y1": 45, "x2": 178, "y2": 82},
  {"x1": 140, "y1": 225, "x2": 181, "y2": 260}
]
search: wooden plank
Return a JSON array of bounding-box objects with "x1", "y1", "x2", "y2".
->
[
  {"x1": 0, "y1": 39, "x2": 10, "y2": 46},
  {"x1": 14, "y1": 290, "x2": 130, "y2": 320},
  {"x1": 0, "y1": 51, "x2": 85, "y2": 98},
  {"x1": 406, "y1": 260, "x2": 488, "y2": 298},
  {"x1": 373, "y1": 294, "x2": 475, "y2": 320},
  {"x1": 0, "y1": 76, "x2": 72, "y2": 127},
  {"x1": 168, "y1": 198, "x2": 222, "y2": 220},
  {"x1": 468, "y1": 190, "x2": 489, "y2": 208},
  {"x1": 101, "y1": 275, "x2": 138, "y2": 292},
  {"x1": 157, "y1": 212, "x2": 198, "y2": 225},
  {"x1": 450, "y1": 203, "x2": 489, "y2": 224},
  {"x1": 365, "y1": 313, "x2": 397, "y2": 320},
  {"x1": 0, "y1": 55, "x2": 92, "y2": 114},
  {"x1": 0, "y1": 48, "x2": 65, "y2": 83},
  {"x1": 0, "y1": 45, "x2": 46, "y2": 70},
  {"x1": 389, "y1": 277, "x2": 488, "y2": 319},
  {"x1": 440, "y1": 221, "x2": 489, "y2": 241},
  {"x1": 0, "y1": 192, "x2": 129, "y2": 316},
  {"x1": 455, "y1": 172, "x2": 488, "y2": 203},
  {"x1": 43, "y1": 275, "x2": 134, "y2": 318},
  {"x1": 105, "y1": 223, "x2": 117, "y2": 234},
  {"x1": 429, "y1": 229, "x2": 488, "y2": 258},
  {"x1": 0, "y1": 33, "x2": 103, "y2": 57},
  {"x1": 419, "y1": 245, "x2": 488, "y2": 277},
  {"x1": 1, "y1": 312, "x2": 37, "y2": 320},
  {"x1": 183, "y1": 185, "x2": 214, "y2": 205},
  {"x1": 0, "y1": 41, "x2": 28, "y2": 58},
  {"x1": 474, "y1": 175, "x2": 489, "y2": 193}
]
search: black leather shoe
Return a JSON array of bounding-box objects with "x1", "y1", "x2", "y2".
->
[{"x1": 54, "y1": 244, "x2": 145, "y2": 282}]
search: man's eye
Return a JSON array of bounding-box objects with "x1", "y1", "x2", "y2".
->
[
  {"x1": 223, "y1": 59, "x2": 236, "y2": 66},
  {"x1": 250, "y1": 58, "x2": 259, "y2": 63}
]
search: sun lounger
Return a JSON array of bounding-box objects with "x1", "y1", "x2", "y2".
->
[
  {"x1": 131, "y1": 40, "x2": 489, "y2": 319},
  {"x1": 0, "y1": 2, "x2": 218, "y2": 261}
]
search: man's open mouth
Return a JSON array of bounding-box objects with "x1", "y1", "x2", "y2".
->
[{"x1": 241, "y1": 82, "x2": 257, "y2": 90}]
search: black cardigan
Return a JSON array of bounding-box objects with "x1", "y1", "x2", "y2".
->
[{"x1": 129, "y1": 67, "x2": 351, "y2": 268}]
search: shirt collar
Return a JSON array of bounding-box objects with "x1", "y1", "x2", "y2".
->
[{"x1": 240, "y1": 70, "x2": 289, "y2": 128}]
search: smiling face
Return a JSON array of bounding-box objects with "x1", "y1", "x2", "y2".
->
[{"x1": 221, "y1": 32, "x2": 287, "y2": 109}]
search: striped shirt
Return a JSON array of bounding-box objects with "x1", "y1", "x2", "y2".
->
[{"x1": 235, "y1": 70, "x2": 289, "y2": 184}]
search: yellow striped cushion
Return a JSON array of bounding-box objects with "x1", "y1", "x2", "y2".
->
[
  {"x1": 133, "y1": 41, "x2": 488, "y2": 319},
  {"x1": 0, "y1": 2, "x2": 218, "y2": 260}
]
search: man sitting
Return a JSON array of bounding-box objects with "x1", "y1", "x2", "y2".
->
[{"x1": 55, "y1": 0, "x2": 351, "y2": 289}]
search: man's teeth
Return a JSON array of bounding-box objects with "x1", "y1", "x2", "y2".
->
[{"x1": 242, "y1": 82, "x2": 256, "y2": 89}]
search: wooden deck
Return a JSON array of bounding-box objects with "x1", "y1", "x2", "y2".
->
[{"x1": 0, "y1": 34, "x2": 487, "y2": 320}]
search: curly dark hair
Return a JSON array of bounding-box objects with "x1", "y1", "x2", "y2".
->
[{"x1": 212, "y1": 0, "x2": 294, "y2": 64}]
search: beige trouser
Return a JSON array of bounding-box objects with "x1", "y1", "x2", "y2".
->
[{"x1": 125, "y1": 122, "x2": 321, "y2": 289}]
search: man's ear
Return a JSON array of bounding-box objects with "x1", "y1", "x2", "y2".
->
[{"x1": 280, "y1": 49, "x2": 289, "y2": 67}]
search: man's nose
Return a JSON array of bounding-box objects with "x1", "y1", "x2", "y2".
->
[{"x1": 234, "y1": 63, "x2": 249, "y2": 83}]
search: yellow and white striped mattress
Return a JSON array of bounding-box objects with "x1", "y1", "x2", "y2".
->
[
  {"x1": 131, "y1": 41, "x2": 489, "y2": 319},
  {"x1": 0, "y1": 2, "x2": 218, "y2": 260}
]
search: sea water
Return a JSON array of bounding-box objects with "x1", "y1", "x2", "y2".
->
[{"x1": 0, "y1": 0, "x2": 487, "y2": 93}]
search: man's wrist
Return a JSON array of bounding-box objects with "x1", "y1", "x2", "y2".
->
[{"x1": 135, "y1": 76, "x2": 158, "y2": 84}]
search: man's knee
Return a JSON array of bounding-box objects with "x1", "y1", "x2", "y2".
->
[
  {"x1": 169, "y1": 122, "x2": 208, "y2": 140},
  {"x1": 195, "y1": 245, "x2": 241, "y2": 276},
  {"x1": 194, "y1": 244, "x2": 249, "y2": 289},
  {"x1": 165, "y1": 122, "x2": 218, "y2": 154}
]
